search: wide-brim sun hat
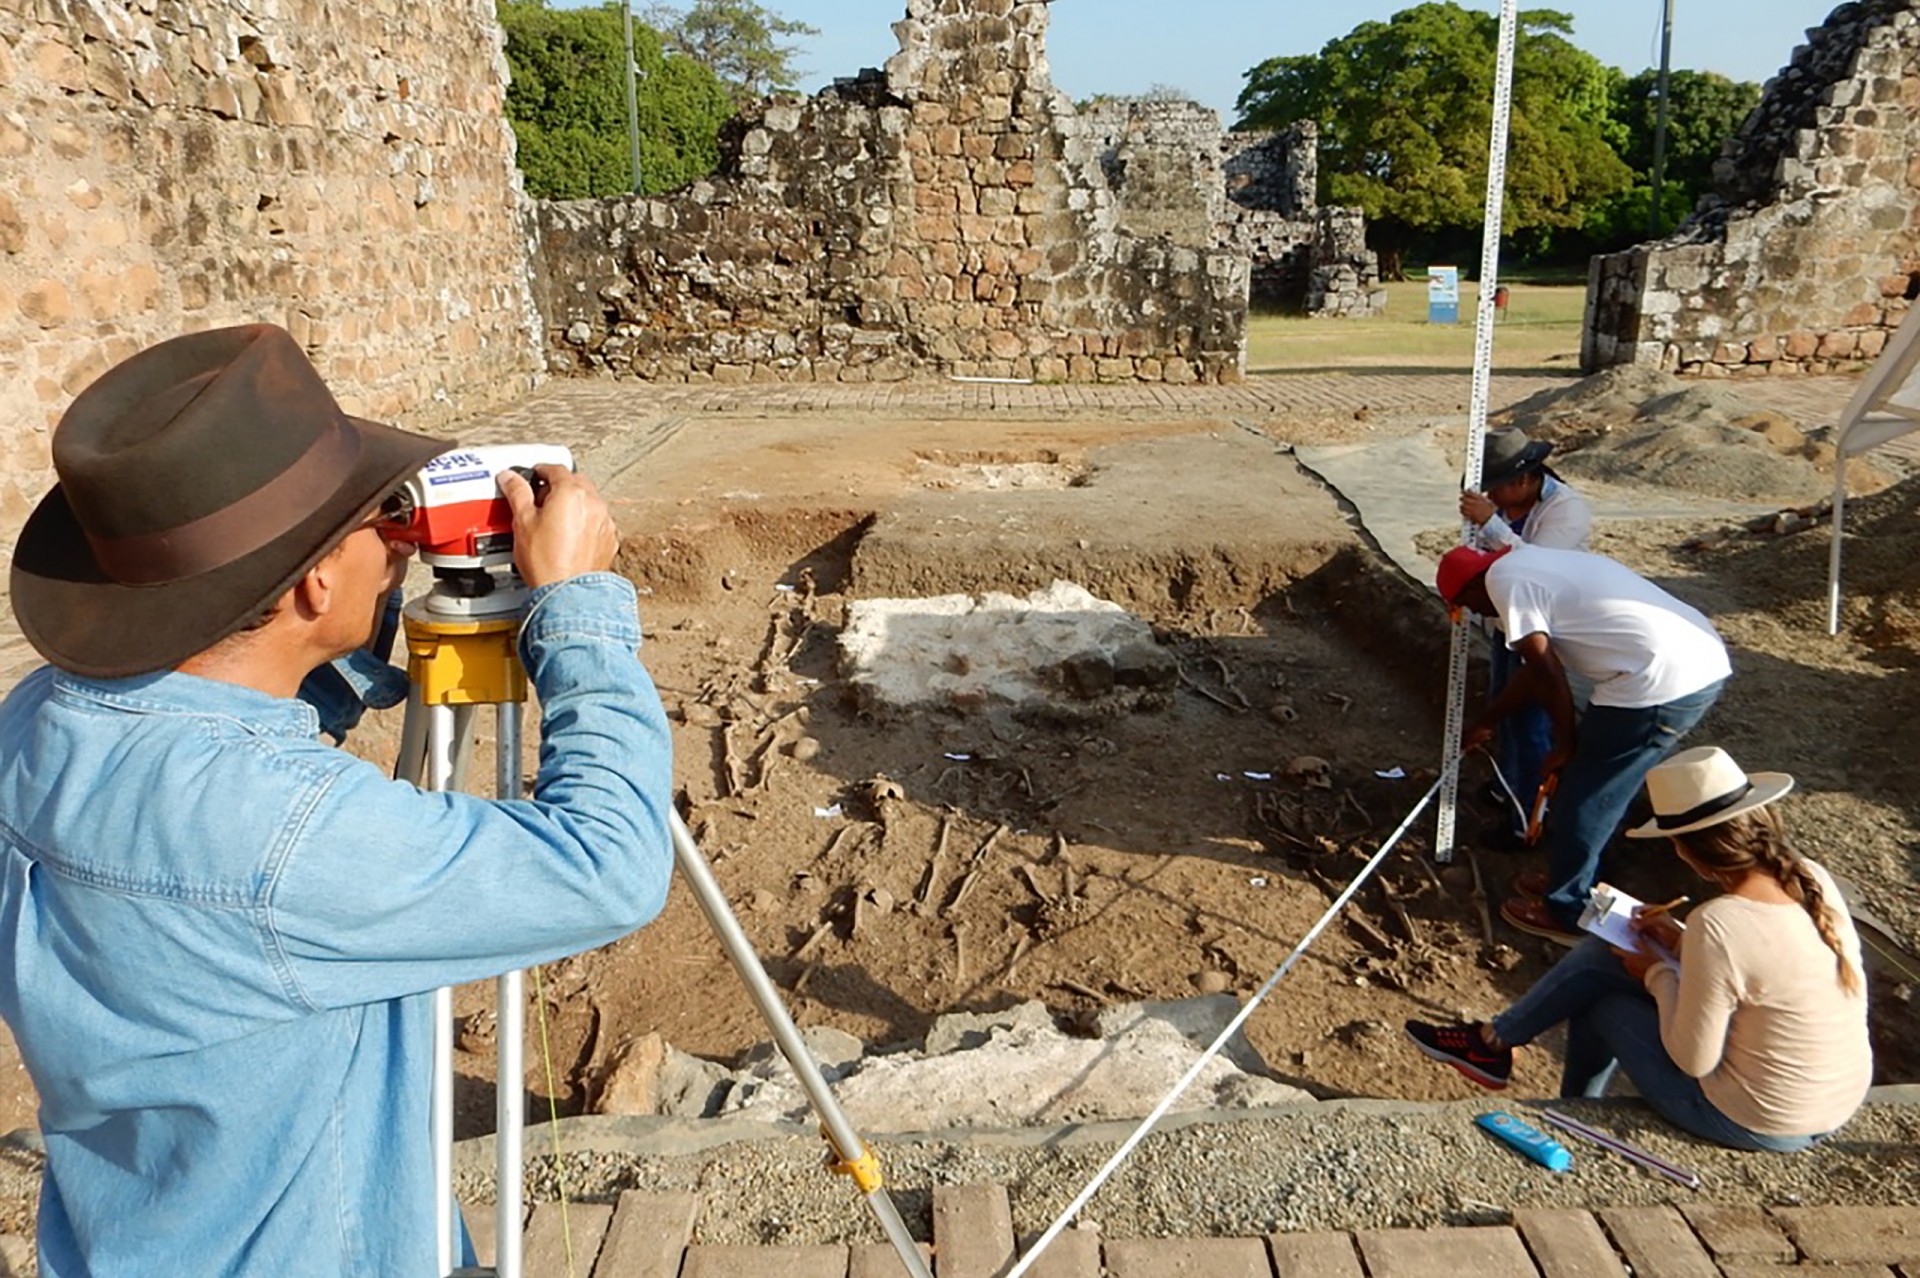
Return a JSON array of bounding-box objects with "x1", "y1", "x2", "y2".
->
[
  {"x1": 10, "y1": 324, "x2": 452, "y2": 678},
  {"x1": 1627, "y1": 745, "x2": 1794, "y2": 838},
  {"x1": 1481, "y1": 428, "x2": 1553, "y2": 487}
]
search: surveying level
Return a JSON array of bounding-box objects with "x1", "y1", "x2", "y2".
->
[{"x1": 390, "y1": 448, "x2": 931, "y2": 1278}]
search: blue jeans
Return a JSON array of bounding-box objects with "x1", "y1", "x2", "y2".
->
[
  {"x1": 1491, "y1": 939, "x2": 1818, "y2": 1152},
  {"x1": 1490, "y1": 641, "x2": 1552, "y2": 834},
  {"x1": 1542, "y1": 680, "x2": 1725, "y2": 928}
]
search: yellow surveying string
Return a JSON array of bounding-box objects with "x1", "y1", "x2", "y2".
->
[{"x1": 529, "y1": 964, "x2": 578, "y2": 1278}]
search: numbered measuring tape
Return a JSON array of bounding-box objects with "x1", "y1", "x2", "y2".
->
[{"x1": 1436, "y1": 0, "x2": 1521, "y2": 864}]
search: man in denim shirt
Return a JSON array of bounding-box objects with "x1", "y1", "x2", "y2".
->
[{"x1": 0, "y1": 325, "x2": 674, "y2": 1276}]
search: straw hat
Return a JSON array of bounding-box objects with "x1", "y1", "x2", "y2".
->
[{"x1": 1626, "y1": 746, "x2": 1794, "y2": 838}]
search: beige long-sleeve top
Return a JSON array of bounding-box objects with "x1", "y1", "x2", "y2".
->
[{"x1": 1643, "y1": 859, "x2": 1872, "y2": 1136}]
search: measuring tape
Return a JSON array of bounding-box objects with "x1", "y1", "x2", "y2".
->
[{"x1": 1436, "y1": 0, "x2": 1521, "y2": 864}]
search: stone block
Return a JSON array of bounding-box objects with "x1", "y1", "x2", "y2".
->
[
  {"x1": 1818, "y1": 330, "x2": 1860, "y2": 358},
  {"x1": 1516, "y1": 1209, "x2": 1626, "y2": 1277},
  {"x1": 1783, "y1": 330, "x2": 1820, "y2": 358},
  {"x1": 848, "y1": 1242, "x2": 934, "y2": 1278},
  {"x1": 1012, "y1": 1230, "x2": 1099, "y2": 1278},
  {"x1": 1105, "y1": 1237, "x2": 1268, "y2": 1278},
  {"x1": 931, "y1": 1184, "x2": 1013, "y2": 1278},
  {"x1": 682, "y1": 1244, "x2": 848, "y2": 1278},
  {"x1": 1774, "y1": 1206, "x2": 1920, "y2": 1266},
  {"x1": 524, "y1": 1201, "x2": 613, "y2": 1276},
  {"x1": 1679, "y1": 1204, "x2": 1793, "y2": 1263},
  {"x1": 1596, "y1": 1207, "x2": 1719, "y2": 1278},
  {"x1": 1356, "y1": 1226, "x2": 1537, "y2": 1277},
  {"x1": 1267, "y1": 1230, "x2": 1362, "y2": 1277}
]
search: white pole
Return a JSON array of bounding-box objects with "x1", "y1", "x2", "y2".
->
[
  {"x1": 427, "y1": 703, "x2": 459, "y2": 1276},
  {"x1": 1827, "y1": 464, "x2": 1848, "y2": 636},
  {"x1": 494, "y1": 705, "x2": 526, "y2": 1278},
  {"x1": 1436, "y1": 0, "x2": 1521, "y2": 863}
]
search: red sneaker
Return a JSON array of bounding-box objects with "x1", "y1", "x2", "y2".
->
[{"x1": 1404, "y1": 1020, "x2": 1513, "y2": 1090}]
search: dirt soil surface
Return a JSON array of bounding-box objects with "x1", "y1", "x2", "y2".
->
[
  {"x1": 353, "y1": 409, "x2": 1919, "y2": 1137},
  {"x1": 0, "y1": 402, "x2": 1910, "y2": 1198}
]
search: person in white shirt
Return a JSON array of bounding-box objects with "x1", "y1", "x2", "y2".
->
[
  {"x1": 1459, "y1": 429, "x2": 1593, "y2": 846},
  {"x1": 1437, "y1": 542, "x2": 1731, "y2": 943},
  {"x1": 1406, "y1": 746, "x2": 1870, "y2": 1152}
]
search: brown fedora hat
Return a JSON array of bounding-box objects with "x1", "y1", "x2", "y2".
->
[{"x1": 10, "y1": 324, "x2": 451, "y2": 677}]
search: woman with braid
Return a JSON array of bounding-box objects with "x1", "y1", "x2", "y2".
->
[{"x1": 1406, "y1": 747, "x2": 1872, "y2": 1151}]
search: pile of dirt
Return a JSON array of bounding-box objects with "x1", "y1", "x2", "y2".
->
[
  {"x1": 1684, "y1": 472, "x2": 1920, "y2": 661},
  {"x1": 1491, "y1": 366, "x2": 1882, "y2": 503}
]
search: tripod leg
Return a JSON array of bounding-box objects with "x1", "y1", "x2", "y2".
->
[
  {"x1": 494, "y1": 703, "x2": 526, "y2": 1278},
  {"x1": 427, "y1": 705, "x2": 460, "y2": 1277},
  {"x1": 668, "y1": 811, "x2": 932, "y2": 1278},
  {"x1": 394, "y1": 686, "x2": 429, "y2": 786}
]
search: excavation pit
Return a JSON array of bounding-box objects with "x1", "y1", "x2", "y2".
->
[{"x1": 398, "y1": 412, "x2": 1918, "y2": 1135}]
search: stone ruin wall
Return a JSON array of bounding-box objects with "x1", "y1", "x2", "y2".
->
[
  {"x1": 1583, "y1": 0, "x2": 1920, "y2": 377},
  {"x1": 532, "y1": 0, "x2": 1253, "y2": 387},
  {"x1": 0, "y1": 0, "x2": 541, "y2": 538},
  {"x1": 1079, "y1": 105, "x2": 1384, "y2": 318}
]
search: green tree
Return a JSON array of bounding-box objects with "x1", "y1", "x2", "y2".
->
[
  {"x1": 645, "y1": 0, "x2": 819, "y2": 104},
  {"x1": 498, "y1": 1, "x2": 735, "y2": 200},
  {"x1": 1236, "y1": 4, "x2": 1633, "y2": 271}
]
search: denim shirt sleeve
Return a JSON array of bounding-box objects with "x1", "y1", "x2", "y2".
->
[
  {"x1": 263, "y1": 573, "x2": 676, "y2": 1008},
  {"x1": 298, "y1": 591, "x2": 410, "y2": 743}
]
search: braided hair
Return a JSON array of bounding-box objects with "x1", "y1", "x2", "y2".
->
[{"x1": 1676, "y1": 806, "x2": 1862, "y2": 995}]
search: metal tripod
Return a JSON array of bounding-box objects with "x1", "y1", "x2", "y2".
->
[{"x1": 394, "y1": 591, "x2": 931, "y2": 1278}]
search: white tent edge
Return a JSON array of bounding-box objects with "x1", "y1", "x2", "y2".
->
[{"x1": 1827, "y1": 300, "x2": 1920, "y2": 633}]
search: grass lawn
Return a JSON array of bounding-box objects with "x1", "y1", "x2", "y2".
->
[{"x1": 1247, "y1": 279, "x2": 1586, "y2": 376}]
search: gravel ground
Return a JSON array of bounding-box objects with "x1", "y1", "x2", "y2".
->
[{"x1": 459, "y1": 1096, "x2": 1920, "y2": 1246}]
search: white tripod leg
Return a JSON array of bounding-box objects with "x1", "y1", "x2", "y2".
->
[
  {"x1": 427, "y1": 703, "x2": 460, "y2": 1276},
  {"x1": 494, "y1": 703, "x2": 525, "y2": 1278}
]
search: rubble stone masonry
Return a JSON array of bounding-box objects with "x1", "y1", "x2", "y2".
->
[
  {"x1": 1583, "y1": 0, "x2": 1920, "y2": 377},
  {"x1": 0, "y1": 0, "x2": 541, "y2": 539},
  {"x1": 533, "y1": 0, "x2": 1253, "y2": 386}
]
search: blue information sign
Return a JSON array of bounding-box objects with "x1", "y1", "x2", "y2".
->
[{"x1": 1428, "y1": 265, "x2": 1460, "y2": 325}]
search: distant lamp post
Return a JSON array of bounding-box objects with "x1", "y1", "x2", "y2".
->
[
  {"x1": 1648, "y1": 0, "x2": 1674, "y2": 237},
  {"x1": 622, "y1": 0, "x2": 643, "y2": 195}
]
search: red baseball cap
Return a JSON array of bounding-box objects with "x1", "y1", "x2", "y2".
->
[{"x1": 1436, "y1": 544, "x2": 1510, "y2": 605}]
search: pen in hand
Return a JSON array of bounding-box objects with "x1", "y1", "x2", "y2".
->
[{"x1": 1636, "y1": 895, "x2": 1690, "y2": 921}]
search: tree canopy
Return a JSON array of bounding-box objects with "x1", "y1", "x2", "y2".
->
[
  {"x1": 498, "y1": 1, "x2": 736, "y2": 200},
  {"x1": 645, "y1": 0, "x2": 819, "y2": 104},
  {"x1": 1236, "y1": 4, "x2": 1755, "y2": 264}
]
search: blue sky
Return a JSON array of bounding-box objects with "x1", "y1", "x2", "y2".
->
[{"x1": 753, "y1": 0, "x2": 1838, "y2": 121}]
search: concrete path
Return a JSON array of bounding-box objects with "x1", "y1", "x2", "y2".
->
[
  {"x1": 466, "y1": 1191, "x2": 1920, "y2": 1277},
  {"x1": 1293, "y1": 433, "x2": 1782, "y2": 588}
]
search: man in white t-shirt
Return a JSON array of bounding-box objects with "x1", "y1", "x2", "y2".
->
[{"x1": 1437, "y1": 543, "x2": 1731, "y2": 943}]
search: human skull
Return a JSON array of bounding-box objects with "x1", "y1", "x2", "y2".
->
[
  {"x1": 1287, "y1": 755, "x2": 1333, "y2": 790},
  {"x1": 865, "y1": 775, "x2": 907, "y2": 804}
]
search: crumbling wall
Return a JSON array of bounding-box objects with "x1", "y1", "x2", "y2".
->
[
  {"x1": 1582, "y1": 0, "x2": 1920, "y2": 376},
  {"x1": 533, "y1": 0, "x2": 1250, "y2": 385},
  {"x1": 0, "y1": 0, "x2": 541, "y2": 535}
]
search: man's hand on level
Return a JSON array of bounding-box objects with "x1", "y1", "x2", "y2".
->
[{"x1": 498, "y1": 464, "x2": 618, "y2": 589}]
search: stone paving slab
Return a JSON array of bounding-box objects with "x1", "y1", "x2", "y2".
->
[
  {"x1": 593, "y1": 1190, "x2": 699, "y2": 1278},
  {"x1": 1014, "y1": 1229, "x2": 1101, "y2": 1278},
  {"x1": 1266, "y1": 1229, "x2": 1364, "y2": 1277},
  {"x1": 1597, "y1": 1206, "x2": 1722, "y2": 1278},
  {"x1": 1515, "y1": 1208, "x2": 1628, "y2": 1278},
  {"x1": 1679, "y1": 1204, "x2": 1796, "y2": 1264},
  {"x1": 1773, "y1": 1206, "x2": 1920, "y2": 1266},
  {"x1": 680, "y1": 1243, "x2": 850, "y2": 1278},
  {"x1": 1103, "y1": 1235, "x2": 1271, "y2": 1278},
  {"x1": 525, "y1": 1200, "x2": 614, "y2": 1277},
  {"x1": 848, "y1": 1241, "x2": 934, "y2": 1278},
  {"x1": 1356, "y1": 1224, "x2": 1541, "y2": 1276},
  {"x1": 931, "y1": 1184, "x2": 1014, "y2": 1278}
]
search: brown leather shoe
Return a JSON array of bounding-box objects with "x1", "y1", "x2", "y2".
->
[
  {"x1": 1500, "y1": 896, "x2": 1581, "y2": 946},
  {"x1": 1510, "y1": 871, "x2": 1549, "y2": 900}
]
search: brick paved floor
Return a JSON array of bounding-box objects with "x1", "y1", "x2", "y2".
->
[{"x1": 479, "y1": 1189, "x2": 1920, "y2": 1277}]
